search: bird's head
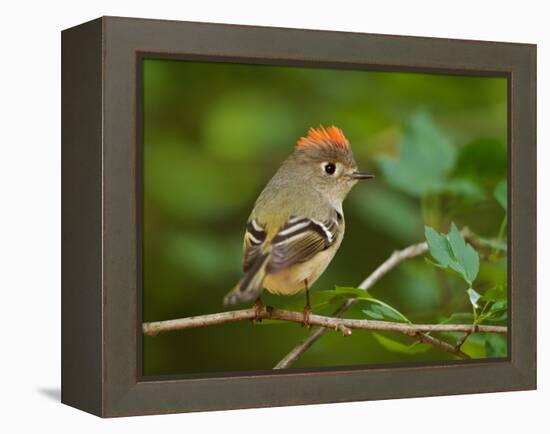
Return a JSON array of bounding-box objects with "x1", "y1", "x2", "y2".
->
[{"x1": 289, "y1": 126, "x2": 374, "y2": 203}]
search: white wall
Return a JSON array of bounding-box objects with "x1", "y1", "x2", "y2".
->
[{"x1": 1, "y1": 1, "x2": 546, "y2": 432}]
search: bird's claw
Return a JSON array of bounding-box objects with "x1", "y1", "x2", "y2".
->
[{"x1": 251, "y1": 298, "x2": 264, "y2": 324}]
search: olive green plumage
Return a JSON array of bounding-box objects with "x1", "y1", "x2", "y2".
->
[{"x1": 223, "y1": 126, "x2": 373, "y2": 306}]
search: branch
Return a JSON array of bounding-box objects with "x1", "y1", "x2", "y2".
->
[
  {"x1": 415, "y1": 331, "x2": 469, "y2": 359},
  {"x1": 274, "y1": 240, "x2": 429, "y2": 369},
  {"x1": 142, "y1": 230, "x2": 504, "y2": 368},
  {"x1": 143, "y1": 306, "x2": 506, "y2": 337},
  {"x1": 274, "y1": 229, "x2": 494, "y2": 368}
]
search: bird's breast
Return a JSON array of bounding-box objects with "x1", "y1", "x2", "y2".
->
[{"x1": 263, "y1": 234, "x2": 343, "y2": 295}]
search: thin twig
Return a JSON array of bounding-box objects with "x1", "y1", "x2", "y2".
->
[
  {"x1": 454, "y1": 324, "x2": 479, "y2": 352},
  {"x1": 274, "y1": 241, "x2": 429, "y2": 369},
  {"x1": 143, "y1": 307, "x2": 506, "y2": 337},
  {"x1": 415, "y1": 332, "x2": 469, "y2": 359}
]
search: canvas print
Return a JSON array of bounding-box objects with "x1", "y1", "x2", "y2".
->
[{"x1": 141, "y1": 59, "x2": 508, "y2": 376}]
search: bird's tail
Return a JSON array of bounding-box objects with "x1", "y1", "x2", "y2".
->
[{"x1": 223, "y1": 252, "x2": 270, "y2": 305}]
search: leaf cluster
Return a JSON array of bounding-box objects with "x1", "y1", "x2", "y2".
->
[{"x1": 425, "y1": 223, "x2": 479, "y2": 285}]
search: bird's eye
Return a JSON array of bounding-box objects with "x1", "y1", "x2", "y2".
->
[{"x1": 324, "y1": 163, "x2": 336, "y2": 175}]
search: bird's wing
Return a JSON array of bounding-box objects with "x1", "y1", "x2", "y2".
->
[
  {"x1": 229, "y1": 214, "x2": 339, "y2": 305},
  {"x1": 243, "y1": 219, "x2": 268, "y2": 272},
  {"x1": 267, "y1": 216, "x2": 340, "y2": 273}
]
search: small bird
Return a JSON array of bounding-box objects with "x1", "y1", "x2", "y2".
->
[{"x1": 223, "y1": 126, "x2": 373, "y2": 325}]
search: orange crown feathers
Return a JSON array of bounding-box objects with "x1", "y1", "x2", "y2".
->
[{"x1": 296, "y1": 126, "x2": 350, "y2": 152}]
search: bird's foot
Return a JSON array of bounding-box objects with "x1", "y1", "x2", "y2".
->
[
  {"x1": 301, "y1": 279, "x2": 312, "y2": 329},
  {"x1": 251, "y1": 298, "x2": 264, "y2": 324},
  {"x1": 301, "y1": 305, "x2": 312, "y2": 329}
]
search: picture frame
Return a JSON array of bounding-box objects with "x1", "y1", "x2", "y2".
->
[{"x1": 61, "y1": 16, "x2": 536, "y2": 417}]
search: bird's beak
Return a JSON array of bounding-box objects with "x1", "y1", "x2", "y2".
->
[{"x1": 349, "y1": 171, "x2": 375, "y2": 180}]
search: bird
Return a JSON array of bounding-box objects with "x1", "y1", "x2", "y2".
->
[{"x1": 223, "y1": 126, "x2": 373, "y2": 326}]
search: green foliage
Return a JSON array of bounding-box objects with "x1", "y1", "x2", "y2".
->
[
  {"x1": 363, "y1": 304, "x2": 408, "y2": 323},
  {"x1": 424, "y1": 222, "x2": 507, "y2": 330},
  {"x1": 481, "y1": 285, "x2": 506, "y2": 303},
  {"x1": 461, "y1": 286, "x2": 508, "y2": 325},
  {"x1": 308, "y1": 286, "x2": 410, "y2": 323},
  {"x1": 142, "y1": 58, "x2": 508, "y2": 375},
  {"x1": 372, "y1": 333, "x2": 431, "y2": 354},
  {"x1": 425, "y1": 223, "x2": 479, "y2": 285},
  {"x1": 486, "y1": 301, "x2": 508, "y2": 322},
  {"x1": 276, "y1": 287, "x2": 369, "y2": 312},
  {"x1": 485, "y1": 334, "x2": 507, "y2": 358},
  {"x1": 479, "y1": 286, "x2": 508, "y2": 323},
  {"x1": 377, "y1": 111, "x2": 456, "y2": 196}
]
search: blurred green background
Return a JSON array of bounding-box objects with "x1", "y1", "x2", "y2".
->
[{"x1": 142, "y1": 58, "x2": 508, "y2": 376}]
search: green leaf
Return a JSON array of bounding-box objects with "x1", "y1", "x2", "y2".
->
[
  {"x1": 487, "y1": 311, "x2": 508, "y2": 322},
  {"x1": 372, "y1": 333, "x2": 431, "y2": 354},
  {"x1": 424, "y1": 257, "x2": 447, "y2": 269},
  {"x1": 363, "y1": 308, "x2": 385, "y2": 320},
  {"x1": 457, "y1": 333, "x2": 487, "y2": 358},
  {"x1": 306, "y1": 287, "x2": 376, "y2": 311},
  {"x1": 448, "y1": 223, "x2": 479, "y2": 284},
  {"x1": 424, "y1": 223, "x2": 480, "y2": 285},
  {"x1": 467, "y1": 287, "x2": 481, "y2": 309},
  {"x1": 463, "y1": 245, "x2": 480, "y2": 284},
  {"x1": 447, "y1": 223, "x2": 468, "y2": 278},
  {"x1": 377, "y1": 111, "x2": 456, "y2": 197},
  {"x1": 485, "y1": 300, "x2": 508, "y2": 322},
  {"x1": 327, "y1": 286, "x2": 411, "y2": 323},
  {"x1": 324, "y1": 287, "x2": 373, "y2": 303},
  {"x1": 332, "y1": 286, "x2": 372, "y2": 297},
  {"x1": 307, "y1": 287, "x2": 411, "y2": 323},
  {"x1": 363, "y1": 304, "x2": 406, "y2": 323},
  {"x1": 485, "y1": 334, "x2": 507, "y2": 358},
  {"x1": 481, "y1": 285, "x2": 506, "y2": 303},
  {"x1": 424, "y1": 226, "x2": 453, "y2": 267},
  {"x1": 494, "y1": 179, "x2": 507, "y2": 210}
]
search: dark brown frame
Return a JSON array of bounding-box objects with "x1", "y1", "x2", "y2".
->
[{"x1": 61, "y1": 16, "x2": 537, "y2": 417}]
